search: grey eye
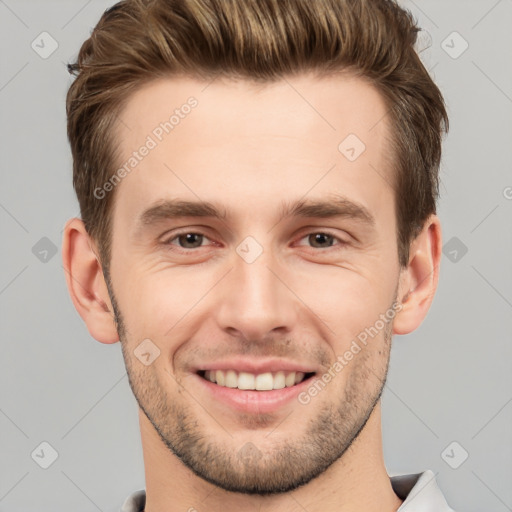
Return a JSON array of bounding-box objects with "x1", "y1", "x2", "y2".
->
[
  {"x1": 307, "y1": 233, "x2": 336, "y2": 248},
  {"x1": 174, "y1": 233, "x2": 205, "y2": 249}
]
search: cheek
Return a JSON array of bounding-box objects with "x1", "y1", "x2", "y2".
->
[
  {"x1": 290, "y1": 265, "x2": 393, "y2": 336},
  {"x1": 127, "y1": 273, "x2": 196, "y2": 337},
  {"x1": 111, "y1": 238, "x2": 398, "y2": 347}
]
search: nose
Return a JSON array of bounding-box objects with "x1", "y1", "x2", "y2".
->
[{"x1": 214, "y1": 243, "x2": 299, "y2": 343}]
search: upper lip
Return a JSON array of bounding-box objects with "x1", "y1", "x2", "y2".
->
[{"x1": 195, "y1": 357, "x2": 318, "y2": 375}]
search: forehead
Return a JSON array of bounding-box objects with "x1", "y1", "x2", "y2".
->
[
  {"x1": 111, "y1": 72, "x2": 394, "y2": 228},
  {"x1": 117, "y1": 72, "x2": 391, "y2": 148}
]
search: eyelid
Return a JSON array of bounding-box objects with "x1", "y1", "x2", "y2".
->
[
  {"x1": 293, "y1": 229, "x2": 349, "y2": 249},
  {"x1": 161, "y1": 227, "x2": 349, "y2": 252},
  {"x1": 162, "y1": 228, "x2": 215, "y2": 248}
]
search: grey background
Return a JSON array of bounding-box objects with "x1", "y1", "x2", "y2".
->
[{"x1": 1, "y1": 0, "x2": 511, "y2": 510}]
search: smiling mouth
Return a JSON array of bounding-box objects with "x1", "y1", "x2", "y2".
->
[{"x1": 197, "y1": 369, "x2": 316, "y2": 391}]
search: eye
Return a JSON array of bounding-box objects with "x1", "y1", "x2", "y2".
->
[
  {"x1": 165, "y1": 231, "x2": 212, "y2": 250},
  {"x1": 296, "y1": 232, "x2": 346, "y2": 250},
  {"x1": 161, "y1": 229, "x2": 347, "y2": 254}
]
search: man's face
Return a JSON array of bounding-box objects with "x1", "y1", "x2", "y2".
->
[{"x1": 106, "y1": 73, "x2": 402, "y2": 494}]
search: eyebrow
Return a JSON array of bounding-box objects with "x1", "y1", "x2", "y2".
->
[
  {"x1": 279, "y1": 195, "x2": 375, "y2": 226},
  {"x1": 136, "y1": 194, "x2": 375, "y2": 231}
]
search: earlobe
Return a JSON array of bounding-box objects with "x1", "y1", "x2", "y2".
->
[
  {"x1": 62, "y1": 218, "x2": 119, "y2": 344},
  {"x1": 393, "y1": 215, "x2": 442, "y2": 335}
]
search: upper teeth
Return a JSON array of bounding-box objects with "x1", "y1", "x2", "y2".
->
[{"x1": 204, "y1": 370, "x2": 306, "y2": 390}]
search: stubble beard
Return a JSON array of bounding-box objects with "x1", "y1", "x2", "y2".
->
[{"x1": 105, "y1": 271, "x2": 394, "y2": 495}]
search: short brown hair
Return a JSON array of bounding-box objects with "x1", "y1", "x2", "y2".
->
[{"x1": 66, "y1": 0, "x2": 448, "y2": 268}]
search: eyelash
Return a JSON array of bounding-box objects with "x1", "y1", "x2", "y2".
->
[{"x1": 162, "y1": 229, "x2": 348, "y2": 253}]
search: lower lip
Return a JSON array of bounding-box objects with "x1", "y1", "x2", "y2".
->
[{"x1": 195, "y1": 373, "x2": 315, "y2": 414}]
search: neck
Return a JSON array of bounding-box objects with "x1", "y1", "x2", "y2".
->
[{"x1": 139, "y1": 401, "x2": 403, "y2": 512}]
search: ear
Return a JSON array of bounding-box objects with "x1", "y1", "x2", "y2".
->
[
  {"x1": 393, "y1": 214, "x2": 442, "y2": 335},
  {"x1": 62, "y1": 218, "x2": 119, "y2": 344}
]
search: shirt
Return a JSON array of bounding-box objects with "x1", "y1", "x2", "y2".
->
[{"x1": 120, "y1": 469, "x2": 456, "y2": 511}]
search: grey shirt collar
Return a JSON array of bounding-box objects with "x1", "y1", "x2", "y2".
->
[{"x1": 392, "y1": 470, "x2": 456, "y2": 511}]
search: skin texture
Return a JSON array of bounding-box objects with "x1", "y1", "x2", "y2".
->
[{"x1": 63, "y1": 72, "x2": 441, "y2": 512}]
